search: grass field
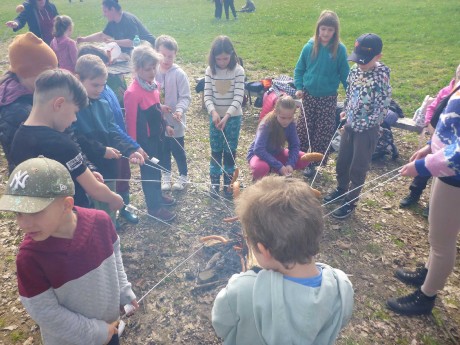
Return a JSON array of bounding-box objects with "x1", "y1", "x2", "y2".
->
[{"x1": 0, "y1": 0, "x2": 459, "y2": 112}]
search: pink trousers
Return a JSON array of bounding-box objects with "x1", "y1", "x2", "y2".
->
[{"x1": 249, "y1": 149, "x2": 309, "y2": 180}]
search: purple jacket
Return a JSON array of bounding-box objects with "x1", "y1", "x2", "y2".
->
[
  {"x1": 50, "y1": 36, "x2": 78, "y2": 73},
  {"x1": 247, "y1": 121, "x2": 300, "y2": 171}
]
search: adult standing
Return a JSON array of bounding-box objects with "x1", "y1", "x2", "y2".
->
[
  {"x1": 387, "y1": 83, "x2": 460, "y2": 315},
  {"x1": 77, "y1": 0, "x2": 155, "y2": 53},
  {"x1": 5, "y1": 0, "x2": 58, "y2": 45}
]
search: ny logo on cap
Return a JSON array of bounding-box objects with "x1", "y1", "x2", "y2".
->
[
  {"x1": 359, "y1": 59, "x2": 365, "y2": 64},
  {"x1": 10, "y1": 170, "x2": 29, "y2": 191}
]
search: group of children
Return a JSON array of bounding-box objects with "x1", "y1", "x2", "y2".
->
[{"x1": 2, "y1": 3, "x2": 459, "y2": 344}]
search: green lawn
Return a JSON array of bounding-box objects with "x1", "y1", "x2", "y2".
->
[{"x1": 1, "y1": 0, "x2": 458, "y2": 112}]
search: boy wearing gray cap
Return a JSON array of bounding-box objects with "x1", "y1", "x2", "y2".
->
[
  {"x1": 0, "y1": 157, "x2": 137, "y2": 345},
  {"x1": 324, "y1": 33, "x2": 392, "y2": 219}
]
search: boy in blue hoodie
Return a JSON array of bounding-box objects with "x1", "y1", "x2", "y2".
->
[{"x1": 212, "y1": 176, "x2": 354, "y2": 345}]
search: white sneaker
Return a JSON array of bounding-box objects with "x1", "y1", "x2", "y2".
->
[
  {"x1": 161, "y1": 173, "x2": 171, "y2": 191},
  {"x1": 172, "y1": 175, "x2": 188, "y2": 191}
]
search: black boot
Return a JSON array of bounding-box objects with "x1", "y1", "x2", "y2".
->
[
  {"x1": 209, "y1": 174, "x2": 221, "y2": 199},
  {"x1": 223, "y1": 173, "x2": 233, "y2": 199},
  {"x1": 394, "y1": 267, "x2": 427, "y2": 287},
  {"x1": 399, "y1": 192, "x2": 421, "y2": 207},
  {"x1": 387, "y1": 288, "x2": 436, "y2": 315},
  {"x1": 119, "y1": 193, "x2": 139, "y2": 224}
]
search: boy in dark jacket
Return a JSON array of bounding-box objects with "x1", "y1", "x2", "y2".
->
[{"x1": 73, "y1": 54, "x2": 146, "y2": 223}]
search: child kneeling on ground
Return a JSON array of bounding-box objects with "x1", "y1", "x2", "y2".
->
[
  {"x1": 0, "y1": 157, "x2": 138, "y2": 345},
  {"x1": 212, "y1": 175, "x2": 354, "y2": 345}
]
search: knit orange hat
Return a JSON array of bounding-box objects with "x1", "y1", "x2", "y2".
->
[{"x1": 8, "y1": 32, "x2": 58, "y2": 79}]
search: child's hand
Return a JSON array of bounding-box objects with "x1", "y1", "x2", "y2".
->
[
  {"x1": 166, "y1": 126, "x2": 175, "y2": 136},
  {"x1": 129, "y1": 151, "x2": 145, "y2": 165},
  {"x1": 285, "y1": 165, "x2": 294, "y2": 174},
  {"x1": 409, "y1": 144, "x2": 431, "y2": 162},
  {"x1": 160, "y1": 104, "x2": 172, "y2": 114},
  {"x1": 173, "y1": 111, "x2": 182, "y2": 122},
  {"x1": 340, "y1": 111, "x2": 346, "y2": 120},
  {"x1": 6, "y1": 21, "x2": 18, "y2": 29},
  {"x1": 92, "y1": 171, "x2": 104, "y2": 183},
  {"x1": 279, "y1": 166, "x2": 290, "y2": 176},
  {"x1": 104, "y1": 147, "x2": 121, "y2": 159},
  {"x1": 217, "y1": 114, "x2": 230, "y2": 131},
  {"x1": 137, "y1": 147, "x2": 149, "y2": 159},
  {"x1": 122, "y1": 300, "x2": 140, "y2": 317},
  {"x1": 295, "y1": 90, "x2": 304, "y2": 99},
  {"x1": 399, "y1": 162, "x2": 418, "y2": 177},
  {"x1": 108, "y1": 193, "x2": 124, "y2": 211},
  {"x1": 104, "y1": 320, "x2": 119, "y2": 345},
  {"x1": 211, "y1": 111, "x2": 220, "y2": 127}
]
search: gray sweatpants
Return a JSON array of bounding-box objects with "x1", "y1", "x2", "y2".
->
[{"x1": 335, "y1": 125, "x2": 379, "y2": 205}]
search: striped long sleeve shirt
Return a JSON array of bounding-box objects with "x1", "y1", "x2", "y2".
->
[{"x1": 204, "y1": 64, "x2": 245, "y2": 118}]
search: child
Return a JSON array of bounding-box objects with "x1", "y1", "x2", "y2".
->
[
  {"x1": 0, "y1": 32, "x2": 58, "y2": 172},
  {"x1": 78, "y1": 45, "x2": 142, "y2": 224},
  {"x1": 212, "y1": 176, "x2": 354, "y2": 344},
  {"x1": 247, "y1": 96, "x2": 310, "y2": 180},
  {"x1": 73, "y1": 55, "x2": 145, "y2": 223},
  {"x1": 10, "y1": 68, "x2": 124, "y2": 211},
  {"x1": 324, "y1": 33, "x2": 391, "y2": 219},
  {"x1": 294, "y1": 10, "x2": 349, "y2": 177},
  {"x1": 387, "y1": 81, "x2": 460, "y2": 316},
  {"x1": 124, "y1": 44, "x2": 177, "y2": 222},
  {"x1": 5, "y1": 0, "x2": 58, "y2": 45},
  {"x1": 224, "y1": 0, "x2": 237, "y2": 20},
  {"x1": 50, "y1": 15, "x2": 78, "y2": 73},
  {"x1": 204, "y1": 36, "x2": 245, "y2": 198},
  {"x1": 155, "y1": 35, "x2": 191, "y2": 191},
  {"x1": 0, "y1": 157, "x2": 138, "y2": 345}
]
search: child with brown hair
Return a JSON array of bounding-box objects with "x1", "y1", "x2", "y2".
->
[
  {"x1": 50, "y1": 15, "x2": 78, "y2": 73},
  {"x1": 294, "y1": 10, "x2": 350, "y2": 177},
  {"x1": 124, "y1": 44, "x2": 177, "y2": 222},
  {"x1": 212, "y1": 176, "x2": 354, "y2": 344},
  {"x1": 73, "y1": 55, "x2": 145, "y2": 223},
  {"x1": 247, "y1": 96, "x2": 311, "y2": 180},
  {"x1": 204, "y1": 35, "x2": 245, "y2": 198}
]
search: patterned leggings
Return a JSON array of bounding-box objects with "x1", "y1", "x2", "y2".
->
[
  {"x1": 209, "y1": 116, "x2": 242, "y2": 176},
  {"x1": 296, "y1": 92, "x2": 337, "y2": 166}
]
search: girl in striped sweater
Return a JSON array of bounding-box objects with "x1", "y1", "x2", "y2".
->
[{"x1": 204, "y1": 36, "x2": 245, "y2": 198}]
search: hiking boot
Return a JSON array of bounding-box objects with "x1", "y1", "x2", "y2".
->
[
  {"x1": 399, "y1": 192, "x2": 421, "y2": 207},
  {"x1": 161, "y1": 173, "x2": 171, "y2": 191},
  {"x1": 172, "y1": 175, "x2": 188, "y2": 191},
  {"x1": 386, "y1": 289, "x2": 436, "y2": 316},
  {"x1": 303, "y1": 166, "x2": 316, "y2": 178},
  {"x1": 148, "y1": 208, "x2": 176, "y2": 223},
  {"x1": 161, "y1": 194, "x2": 176, "y2": 206},
  {"x1": 422, "y1": 206, "x2": 429, "y2": 218},
  {"x1": 209, "y1": 174, "x2": 221, "y2": 199},
  {"x1": 395, "y1": 267, "x2": 428, "y2": 287},
  {"x1": 331, "y1": 201, "x2": 355, "y2": 220},
  {"x1": 323, "y1": 188, "x2": 346, "y2": 204}
]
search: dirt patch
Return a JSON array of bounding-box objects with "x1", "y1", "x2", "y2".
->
[{"x1": 0, "y1": 49, "x2": 458, "y2": 345}]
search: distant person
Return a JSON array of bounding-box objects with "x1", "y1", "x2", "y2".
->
[
  {"x1": 0, "y1": 157, "x2": 138, "y2": 345},
  {"x1": 214, "y1": 0, "x2": 223, "y2": 20},
  {"x1": 212, "y1": 175, "x2": 354, "y2": 345},
  {"x1": 5, "y1": 0, "x2": 58, "y2": 45},
  {"x1": 247, "y1": 96, "x2": 313, "y2": 180},
  {"x1": 77, "y1": 0, "x2": 155, "y2": 53},
  {"x1": 294, "y1": 10, "x2": 350, "y2": 178},
  {"x1": 0, "y1": 33, "x2": 58, "y2": 171},
  {"x1": 155, "y1": 35, "x2": 191, "y2": 191},
  {"x1": 224, "y1": 0, "x2": 237, "y2": 20},
  {"x1": 323, "y1": 33, "x2": 391, "y2": 219},
  {"x1": 240, "y1": 0, "x2": 255, "y2": 13},
  {"x1": 50, "y1": 15, "x2": 78, "y2": 73}
]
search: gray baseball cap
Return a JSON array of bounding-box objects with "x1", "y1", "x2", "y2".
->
[{"x1": 0, "y1": 156, "x2": 75, "y2": 213}]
